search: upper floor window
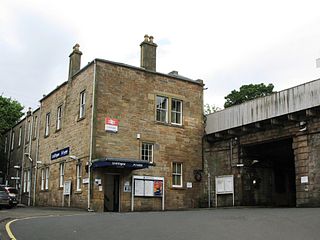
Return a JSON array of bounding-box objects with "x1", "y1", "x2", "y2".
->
[
  {"x1": 56, "y1": 105, "x2": 62, "y2": 130},
  {"x1": 18, "y1": 127, "x2": 22, "y2": 147},
  {"x1": 156, "y1": 95, "x2": 183, "y2": 125},
  {"x1": 141, "y1": 143, "x2": 154, "y2": 163},
  {"x1": 33, "y1": 116, "x2": 38, "y2": 139},
  {"x1": 156, "y1": 96, "x2": 168, "y2": 123},
  {"x1": 171, "y1": 99, "x2": 182, "y2": 125},
  {"x1": 79, "y1": 91, "x2": 86, "y2": 119},
  {"x1": 172, "y1": 162, "x2": 183, "y2": 188},
  {"x1": 26, "y1": 120, "x2": 31, "y2": 143},
  {"x1": 11, "y1": 131, "x2": 15, "y2": 150},
  {"x1": 45, "y1": 113, "x2": 50, "y2": 137}
]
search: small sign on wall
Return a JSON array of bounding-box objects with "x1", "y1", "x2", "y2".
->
[
  {"x1": 301, "y1": 176, "x2": 309, "y2": 184},
  {"x1": 105, "y1": 118, "x2": 119, "y2": 133},
  {"x1": 124, "y1": 181, "x2": 131, "y2": 192},
  {"x1": 187, "y1": 182, "x2": 193, "y2": 188}
]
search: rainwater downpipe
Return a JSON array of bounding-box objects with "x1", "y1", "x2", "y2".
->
[
  {"x1": 88, "y1": 60, "x2": 97, "y2": 211},
  {"x1": 33, "y1": 104, "x2": 41, "y2": 206},
  {"x1": 27, "y1": 110, "x2": 34, "y2": 206}
]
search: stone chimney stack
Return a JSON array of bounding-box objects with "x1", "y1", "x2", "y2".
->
[
  {"x1": 140, "y1": 35, "x2": 157, "y2": 71},
  {"x1": 68, "y1": 43, "x2": 82, "y2": 80}
]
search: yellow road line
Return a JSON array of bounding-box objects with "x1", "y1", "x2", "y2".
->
[
  {"x1": 5, "y1": 219, "x2": 18, "y2": 240},
  {"x1": 5, "y1": 213, "x2": 92, "y2": 240}
]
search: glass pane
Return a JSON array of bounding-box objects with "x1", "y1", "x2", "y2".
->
[{"x1": 177, "y1": 164, "x2": 182, "y2": 174}]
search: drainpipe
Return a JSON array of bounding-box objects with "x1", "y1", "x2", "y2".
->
[
  {"x1": 88, "y1": 60, "x2": 97, "y2": 211},
  {"x1": 27, "y1": 109, "x2": 34, "y2": 206},
  {"x1": 33, "y1": 104, "x2": 41, "y2": 206}
]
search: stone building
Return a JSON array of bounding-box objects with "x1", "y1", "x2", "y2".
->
[
  {"x1": 205, "y1": 80, "x2": 320, "y2": 207},
  {"x1": 1, "y1": 35, "x2": 204, "y2": 211},
  {"x1": 1, "y1": 107, "x2": 40, "y2": 206}
]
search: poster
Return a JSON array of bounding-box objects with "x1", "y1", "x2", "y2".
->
[
  {"x1": 154, "y1": 180, "x2": 163, "y2": 196},
  {"x1": 145, "y1": 180, "x2": 154, "y2": 196},
  {"x1": 134, "y1": 179, "x2": 144, "y2": 196},
  {"x1": 215, "y1": 175, "x2": 234, "y2": 194}
]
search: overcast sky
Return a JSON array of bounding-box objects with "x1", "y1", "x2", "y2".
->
[{"x1": 1, "y1": 0, "x2": 320, "y2": 111}]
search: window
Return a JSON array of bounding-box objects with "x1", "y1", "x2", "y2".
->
[
  {"x1": 23, "y1": 170, "x2": 27, "y2": 193},
  {"x1": 141, "y1": 143, "x2": 154, "y2": 163},
  {"x1": 18, "y1": 127, "x2": 22, "y2": 147},
  {"x1": 4, "y1": 136, "x2": 7, "y2": 153},
  {"x1": 79, "y1": 91, "x2": 86, "y2": 118},
  {"x1": 33, "y1": 116, "x2": 38, "y2": 139},
  {"x1": 26, "y1": 120, "x2": 31, "y2": 142},
  {"x1": 27, "y1": 170, "x2": 31, "y2": 192},
  {"x1": 76, "y1": 164, "x2": 82, "y2": 191},
  {"x1": 171, "y1": 99, "x2": 182, "y2": 125},
  {"x1": 156, "y1": 96, "x2": 168, "y2": 123},
  {"x1": 59, "y1": 162, "x2": 65, "y2": 188},
  {"x1": 56, "y1": 105, "x2": 62, "y2": 130},
  {"x1": 45, "y1": 167, "x2": 49, "y2": 190},
  {"x1": 172, "y1": 162, "x2": 183, "y2": 187},
  {"x1": 45, "y1": 113, "x2": 50, "y2": 137},
  {"x1": 41, "y1": 169, "x2": 45, "y2": 191},
  {"x1": 11, "y1": 131, "x2": 15, "y2": 150}
]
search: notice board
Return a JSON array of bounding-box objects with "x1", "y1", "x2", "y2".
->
[{"x1": 215, "y1": 175, "x2": 234, "y2": 207}]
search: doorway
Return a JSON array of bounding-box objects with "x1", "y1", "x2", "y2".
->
[
  {"x1": 104, "y1": 174, "x2": 120, "y2": 212},
  {"x1": 242, "y1": 138, "x2": 296, "y2": 207}
]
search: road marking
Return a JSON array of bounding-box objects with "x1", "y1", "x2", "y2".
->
[
  {"x1": 5, "y1": 213, "x2": 93, "y2": 239},
  {"x1": 6, "y1": 219, "x2": 18, "y2": 240}
]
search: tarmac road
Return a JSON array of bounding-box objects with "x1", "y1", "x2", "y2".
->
[{"x1": 1, "y1": 207, "x2": 320, "y2": 240}]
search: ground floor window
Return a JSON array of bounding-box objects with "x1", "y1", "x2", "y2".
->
[
  {"x1": 76, "y1": 164, "x2": 82, "y2": 191},
  {"x1": 59, "y1": 162, "x2": 64, "y2": 188},
  {"x1": 172, "y1": 162, "x2": 183, "y2": 187},
  {"x1": 45, "y1": 167, "x2": 49, "y2": 190}
]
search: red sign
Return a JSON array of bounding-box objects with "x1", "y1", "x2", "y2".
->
[{"x1": 105, "y1": 118, "x2": 119, "y2": 132}]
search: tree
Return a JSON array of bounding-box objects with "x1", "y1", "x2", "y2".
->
[
  {"x1": 204, "y1": 104, "x2": 221, "y2": 115},
  {"x1": 224, "y1": 83, "x2": 274, "y2": 108},
  {"x1": 0, "y1": 95, "x2": 24, "y2": 134}
]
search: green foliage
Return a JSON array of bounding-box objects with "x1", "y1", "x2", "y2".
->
[
  {"x1": 0, "y1": 95, "x2": 24, "y2": 134},
  {"x1": 204, "y1": 104, "x2": 221, "y2": 115},
  {"x1": 224, "y1": 83, "x2": 274, "y2": 108}
]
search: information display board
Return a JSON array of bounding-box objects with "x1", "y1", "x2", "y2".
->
[
  {"x1": 215, "y1": 175, "x2": 234, "y2": 207},
  {"x1": 132, "y1": 175, "x2": 165, "y2": 211}
]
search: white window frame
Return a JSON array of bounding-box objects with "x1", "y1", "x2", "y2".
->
[
  {"x1": 45, "y1": 167, "x2": 49, "y2": 190},
  {"x1": 27, "y1": 170, "x2": 31, "y2": 193},
  {"x1": 56, "y1": 105, "x2": 62, "y2": 130},
  {"x1": 23, "y1": 170, "x2": 27, "y2": 193},
  {"x1": 59, "y1": 162, "x2": 65, "y2": 188},
  {"x1": 45, "y1": 113, "x2": 50, "y2": 137},
  {"x1": 18, "y1": 126, "x2": 22, "y2": 146},
  {"x1": 33, "y1": 116, "x2": 38, "y2": 139},
  {"x1": 76, "y1": 164, "x2": 82, "y2": 191},
  {"x1": 141, "y1": 143, "x2": 154, "y2": 163},
  {"x1": 41, "y1": 169, "x2": 45, "y2": 191},
  {"x1": 26, "y1": 120, "x2": 31, "y2": 142},
  {"x1": 171, "y1": 99, "x2": 183, "y2": 125},
  {"x1": 79, "y1": 91, "x2": 86, "y2": 119},
  {"x1": 11, "y1": 131, "x2": 15, "y2": 150},
  {"x1": 172, "y1": 162, "x2": 183, "y2": 188},
  {"x1": 156, "y1": 96, "x2": 168, "y2": 123}
]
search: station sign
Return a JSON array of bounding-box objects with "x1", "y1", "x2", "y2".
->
[
  {"x1": 51, "y1": 147, "x2": 70, "y2": 160},
  {"x1": 105, "y1": 117, "x2": 119, "y2": 133}
]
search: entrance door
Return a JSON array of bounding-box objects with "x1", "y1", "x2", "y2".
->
[{"x1": 104, "y1": 174, "x2": 120, "y2": 212}]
